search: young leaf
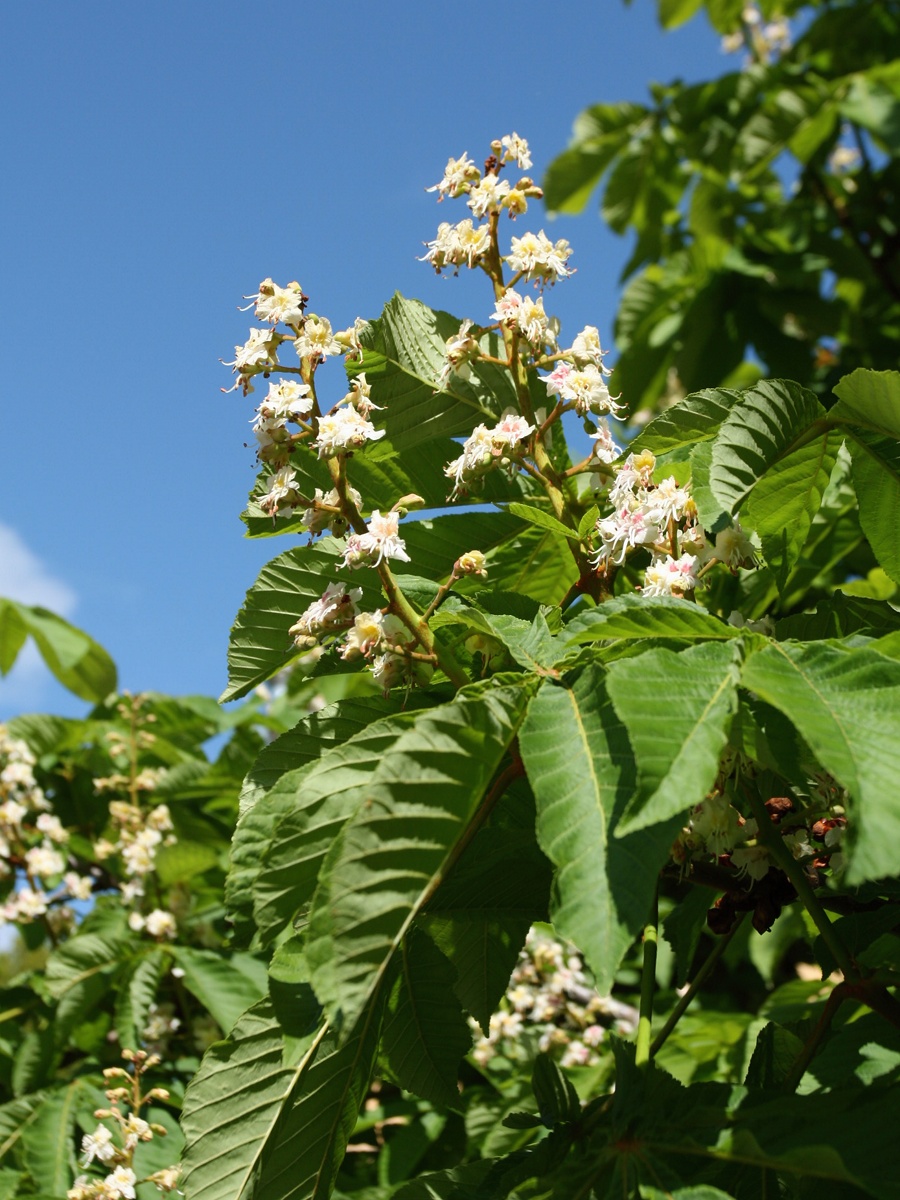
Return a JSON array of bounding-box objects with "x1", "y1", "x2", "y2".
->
[
  {"x1": 531, "y1": 1054, "x2": 581, "y2": 1127},
  {"x1": 742, "y1": 642, "x2": 900, "y2": 884},
  {"x1": 306, "y1": 681, "x2": 533, "y2": 1032},
  {"x1": 607, "y1": 641, "x2": 742, "y2": 835},
  {"x1": 507, "y1": 502, "x2": 580, "y2": 542}
]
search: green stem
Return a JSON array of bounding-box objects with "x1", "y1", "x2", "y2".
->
[
  {"x1": 743, "y1": 782, "x2": 856, "y2": 980},
  {"x1": 650, "y1": 911, "x2": 747, "y2": 1058},
  {"x1": 635, "y1": 885, "x2": 659, "y2": 1068},
  {"x1": 782, "y1": 982, "x2": 848, "y2": 1093}
]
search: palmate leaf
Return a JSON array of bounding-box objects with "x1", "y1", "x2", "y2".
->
[
  {"x1": 519, "y1": 666, "x2": 678, "y2": 994},
  {"x1": 180, "y1": 998, "x2": 382, "y2": 1200},
  {"x1": 0, "y1": 598, "x2": 117, "y2": 702},
  {"x1": 305, "y1": 680, "x2": 533, "y2": 1033},
  {"x1": 221, "y1": 542, "x2": 384, "y2": 702},
  {"x1": 741, "y1": 642, "x2": 900, "y2": 884},
  {"x1": 381, "y1": 929, "x2": 471, "y2": 1108},
  {"x1": 252, "y1": 709, "x2": 423, "y2": 947},
  {"x1": 356, "y1": 294, "x2": 519, "y2": 450},
  {"x1": 606, "y1": 641, "x2": 742, "y2": 836},
  {"x1": 708, "y1": 379, "x2": 825, "y2": 515}
]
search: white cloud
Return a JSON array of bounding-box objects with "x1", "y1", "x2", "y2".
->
[
  {"x1": 0, "y1": 523, "x2": 76, "y2": 616},
  {"x1": 0, "y1": 523, "x2": 80, "y2": 717}
]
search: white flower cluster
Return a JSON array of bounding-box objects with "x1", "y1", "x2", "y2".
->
[
  {"x1": 341, "y1": 509, "x2": 410, "y2": 569},
  {"x1": 592, "y1": 450, "x2": 756, "y2": 596},
  {"x1": 68, "y1": 1051, "x2": 180, "y2": 1199},
  {"x1": 721, "y1": 4, "x2": 791, "y2": 61},
  {"x1": 0, "y1": 726, "x2": 94, "y2": 930},
  {"x1": 471, "y1": 927, "x2": 638, "y2": 1070},
  {"x1": 445, "y1": 414, "x2": 535, "y2": 500}
]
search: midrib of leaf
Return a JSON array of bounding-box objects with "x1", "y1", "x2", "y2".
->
[{"x1": 46, "y1": 1083, "x2": 79, "y2": 1194}]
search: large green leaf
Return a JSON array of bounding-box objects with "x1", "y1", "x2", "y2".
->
[
  {"x1": 396, "y1": 511, "x2": 527, "y2": 587},
  {"x1": 708, "y1": 380, "x2": 825, "y2": 515},
  {"x1": 606, "y1": 641, "x2": 742, "y2": 835},
  {"x1": 180, "y1": 998, "x2": 382, "y2": 1200},
  {"x1": 831, "y1": 368, "x2": 900, "y2": 440},
  {"x1": 519, "y1": 666, "x2": 679, "y2": 993},
  {"x1": 381, "y1": 930, "x2": 471, "y2": 1107},
  {"x1": 0, "y1": 599, "x2": 117, "y2": 702},
  {"x1": 741, "y1": 642, "x2": 900, "y2": 883},
  {"x1": 744, "y1": 429, "x2": 839, "y2": 591},
  {"x1": 252, "y1": 710, "x2": 421, "y2": 946},
  {"x1": 222, "y1": 543, "x2": 384, "y2": 703},
  {"x1": 356, "y1": 294, "x2": 518, "y2": 450},
  {"x1": 472, "y1": 522, "x2": 579, "y2": 606},
  {"x1": 306, "y1": 680, "x2": 533, "y2": 1032},
  {"x1": 543, "y1": 102, "x2": 649, "y2": 214},
  {"x1": 44, "y1": 933, "x2": 128, "y2": 1039},
  {"x1": 846, "y1": 430, "x2": 900, "y2": 584}
]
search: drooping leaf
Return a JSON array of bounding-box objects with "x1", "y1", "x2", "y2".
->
[
  {"x1": 506, "y1": 502, "x2": 580, "y2": 542},
  {"x1": 180, "y1": 997, "x2": 382, "y2": 1200},
  {"x1": 306, "y1": 680, "x2": 533, "y2": 1032},
  {"x1": 519, "y1": 666, "x2": 678, "y2": 994},
  {"x1": 606, "y1": 642, "x2": 742, "y2": 835},
  {"x1": 741, "y1": 642, "x2": 900, "y2": 883}
]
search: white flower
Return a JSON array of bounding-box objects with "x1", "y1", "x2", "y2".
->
[
  {"x1": 713, "y1": 522, "x2": 757, "y2": 569},
  {"x1": 123, "y1": 1115, "x2": 152, "y2": 1150},
  {"x1": 14, "y1": 887, "x2": 48, "y2": 920},
  {"x1": 608, "y1": 451, "x2": 657, "y2": 506},
  {"x1": 558, "y1": 364, "x2": 622, "y2": 417},
  {"x1": 128, "y1": 911, "x2": 145, "y2": 932},
  {"x1": 641, "y1": 554, "x2": 700, "y2": 597},
  {"x1": 643, "y1": 477, "x2": 691, "y2": 526},
  {"x1": 294, "y1": 315, "x2": 342, "y2": 360},
  {"x1": 147, "y1": 804, "x2": 173, "y2": 832},
  {"x1": 290, "y1": 582, "x2": 363, "y2": 646},
  {"x1": 427, "y1": 152, "x2": 480, "y2": 199},
  {"x1": 516, "y1": 295, "x2": 554, "y2": 347},
  {"x1": 444, "y1": 415, "x2": 534, "y2": 498},
  {"x1": 342, "y1": 510, "x2": 410, "y2": 568},
  {"x1": 593, "y1": 506, "x2": 661, "y2": 567},
  {"x1": 692, "y1": 795, "x2": 741, "y2": 855},
  {"x1": 244, "y1": 279, "x2": 305, "y2": 326},
  {"x1": 259, "y1": 465, "x2": 301, "y2": 516},
  {"x1": 490, "y1": 288, "x2": 522, "y2": 324},
  {"x1": 341, "y1": 610, "x2": 385, "y2": 660},
  {"x1": 506, "y1": 230, "x2": 572, "y2": 284},
  {"x1": 35, "y1": 813, "x2": 68, "y2": 843},
  {"x1": 498, "y1": 132, "x2": 532, "y2": 170},
  {"x1": 64, "y1": 871, "x2": 94, "y2": 901},
  {"x1": 0, "y1": 799, "x2": 28, "y2": 828},
  {"x1": 439, "y1": 319, "x2": 480, "y2": 384},
  {"x1": 144, "y1": 909, "x2": 177, "y2": 939},
  {"x1": 590, "y1": 422, "x2": 621, "y2": 465},
  {"x1": 225, "y1": 328, "x2": 277, "y2": 372},
  {"x1": 255, "y1": 379, "x2": 313, "y2": 424},
  {"x1": 312, "y1": 406, "x2": 385, "y2": 457},
  {"x1": 571, "y1": 326, "x2": 611, "y2": 370},
  {"x1": 731, "y1": 845, "x2": 769, "y2": 881},
  {"x1": 467, "y1": 173, "x2": 510, "y2": 218},
  {"x1": 301, "y1": 485, "x2": 361, "y2": 536},
  {"x1": 81, "y1": 1124, "x2": 117, "y2": 1166},
  {"x1": 104, "y1": 1165, "x2": 137, "y2": 1199},
  {"x1": 24, "y1": 844, "x2": 65, "y2": 879},
  {"x1": 334, "y1": 316, "x2": 370, "y2": 360},
  {"x1": 421, "y1": 219, "x2": 490, "y2": 272},
  {"x1": 346, "y1": 373, "x2": 381, "y2": 418}
]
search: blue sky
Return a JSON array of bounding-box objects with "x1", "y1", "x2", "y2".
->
[{"x1": 0, "y1": 1, "x2": 725, "y2": 718}]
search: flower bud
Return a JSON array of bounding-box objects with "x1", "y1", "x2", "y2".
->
[{"x1": 456, "y1": 551, "x2": 488, "y2": 577}]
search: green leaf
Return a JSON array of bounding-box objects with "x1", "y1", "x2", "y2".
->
[
  {"x1": 172, "y1": 947, "x2": 266, "y2": 1035},
  {"x1": 741, "y1": 642, "x2": 900, "y2": 883},
  {"x1": 519, "y1": 666, "x2": 678, "y2": 994},
  {"x1": 846, "y1": 430, "x2": 900, "y2": 584},
  {"x1": 252, "y1": 710, "x2": 421, "y2": 946},
  {"x1": 832, "y1": 368, "x2": 900, "y2": 440},
  {"x1": 690, "y1": 439, "x2": 730, "y2": 533},
  {"x1": 11, "y1": 1030, "x2": 54, "y2": 1097},
  {"x1": 267, "y1": 937, "x2": 322, "y2": 1039},
  {"x1": 532, "y1": 1054, "x2": 581, "y2": 1127},
  {"x1": 708, "y1": 380, "x2": 825, "y2": 515},
  {"x1": 744, "y1": 1021, "x2": 804, "y2": 1089},
  {"x1": 20, "y1": 1080, "x2": 103, "y2": 1197},
  {"x1": 0, "y1": 599, "x2": 117, "y2": 702},
  {"x1": 44, "y1": 933, "x2": 127, "y2": 1039},
  {"x1": 114, "y1": 949, "x2": 169, "y2": 1049},
  {"x1": 306, "y1": 681, "x2": 532, "y2": 1032},
  {"x1": 566, "y1": 594, "x2": 740, "y2": 645},
  {"x1": 629, "y1": 388, "x2": 738, "y2": 457},
  {"x1": 472, "y1": 521, "x2": 579, "y2": 606},
  {"x1": 607, "y1": 642, "x2": 742, "y2": 835},
  {"x1": 543, "y1": 102, "x2": 648, "y2": 215},
  {"x1": 578, "y1": 505, "x2": 600, "y2": 540},
  {"x1": 381, "y1": 930, "x2": 471, "y2": 1107},
  {"x1": 180, "y1": 998, "x2": 382, "y2": 1200},
  {"x1": 744, "y1": 429, "x2": 839, "y2": 591},
  {"x1": 357, "y1": 294, "x2": 518, "y2": 450},
  {"x1": 506, "y1": 502, "x2": 580, "y2": 542},
  {"x1": 222, "y1": 543, "x2": 384, "y2": 702},
  {"x1": 658, "y1": 0, "x2": 705, "y2": 28}
]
